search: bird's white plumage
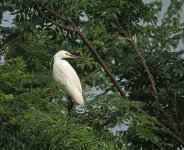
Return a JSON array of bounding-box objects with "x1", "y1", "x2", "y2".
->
[{"x1": 53, "y1": 50, "x2": 84, "y2": 106}]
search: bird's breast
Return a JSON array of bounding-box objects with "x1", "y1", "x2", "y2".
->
[{"x1": 53, "y1": 60, "x2": 67, "y2": 85}]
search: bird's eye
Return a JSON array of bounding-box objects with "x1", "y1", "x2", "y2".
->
[{"x1": 66, "y1": 53, "x2": 71, "y2": 56}]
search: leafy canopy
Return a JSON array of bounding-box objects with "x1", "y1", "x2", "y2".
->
[{"x1": 0, "y1": 0, "x2": 184, "y2": 149}]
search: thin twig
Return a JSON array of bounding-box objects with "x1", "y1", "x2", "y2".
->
[
  {"x1": 137, "y1": 108, "x2": 184, "y2": 145},
  {"x1": 32, "y1": 1, "x2": 77, "y2": 32},
  {"x1": 172, "y1": 89, "x2": 181, "y2": 132},
  {"x1": 0, "y1": 34, "x2": 23, "y2": 55},
  {"x1": 42, "y1": 5, "x2": 68, "y2": 22},
  {"x1": 43, "y1": 7, "x2": 78, "y2": 31},
  {"x1": 84, "y1": 67, "x2": 101, "y2": 81}
]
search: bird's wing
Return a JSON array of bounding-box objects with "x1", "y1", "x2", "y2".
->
[
  {"x1": 66, "y1": 79, "x2": 84, "y2": 105},
  {"x1": 61, "y1": 60, "x2": 82, "y2": 93},
  {"x1": 53, "y1": 60, "x2": 84, "y2": 105}
]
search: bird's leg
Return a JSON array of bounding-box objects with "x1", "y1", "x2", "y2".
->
[{"x1": 67, "y1": 95, "x2": 76, "y2": 112}]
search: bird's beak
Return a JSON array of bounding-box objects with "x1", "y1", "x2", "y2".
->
[{"x1": 67, "y1": 54, "x2": 81, "y2": 58}]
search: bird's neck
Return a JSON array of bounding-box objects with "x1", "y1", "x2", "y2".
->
[{"x1": 54, "y1": 55, "x2": 63, "y2": 62}]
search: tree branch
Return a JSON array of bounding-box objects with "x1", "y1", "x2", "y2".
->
[
  {"x1": 172, "y1": 89, "x2": 181, "y2": 133},
  {"x1": 137, "y1": 108, "x2": 184, "y2": 145},
  {"x1": 84, "y1": 67, "x2": 101, "y2": 82},
  {"x1": 116, "y1": 21, "x2": 159, "y2": 100},
  {"x1": 42, "y1": 5, "x2": 68, "y2": 22},
  {"x1": 33, "y1": 2, "x2": 127, "y2": 98},
  {"x1": 115, "y1": 20, "x2": 182, "y2": 137},
  {"x1": 0, "y1": 34, "x2": 23, "y2": 55},
  {"x1": 31, "y1": 3, "x2": 184, "y2": 145},
  {"x1": 32, "y1": 1, "x2": 77, "y2": 32},
  {"x1": 75, "y1": 31, "x2": 127, "y2": 97}
]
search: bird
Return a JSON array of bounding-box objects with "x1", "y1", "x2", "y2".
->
[{"x1": 53, "y1": 50, "x2": 84, "y2": 112}]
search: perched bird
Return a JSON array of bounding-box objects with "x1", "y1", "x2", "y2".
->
[{"x1": 53, "y1": 50, "x2": 84, "y2": 111}]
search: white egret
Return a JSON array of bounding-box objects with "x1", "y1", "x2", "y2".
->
[{"x1": 53, "y1": 50, "x2": 84, "y2": 111}]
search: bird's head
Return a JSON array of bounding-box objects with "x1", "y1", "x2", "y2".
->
[{"x1": 54, "y1": 50, "x2": 80, "y2": 60}]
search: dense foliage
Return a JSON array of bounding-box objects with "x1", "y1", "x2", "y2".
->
[{"x1": 0, "y1": 0, "x2": 184, "y2": 149}]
